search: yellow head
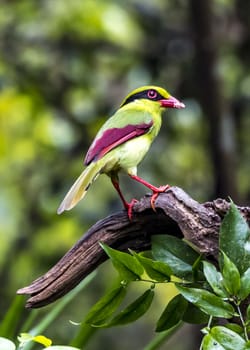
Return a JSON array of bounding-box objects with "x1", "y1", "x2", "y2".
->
[{"x1": 120, "y1": 85, "x2": 185, "y2": 110}]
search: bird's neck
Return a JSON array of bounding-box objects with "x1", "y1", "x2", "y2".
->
[{"x1": 134, "y1": 99, "x2": 163, "y2": 139}]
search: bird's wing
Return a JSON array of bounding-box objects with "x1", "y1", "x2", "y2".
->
[{"x1": 84, "y1": 112, "x2": 153, "y2": 165}]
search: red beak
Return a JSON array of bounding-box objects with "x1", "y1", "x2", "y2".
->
[{"x1": 160, "y1": 96, "x2": 185, "y2": 109}]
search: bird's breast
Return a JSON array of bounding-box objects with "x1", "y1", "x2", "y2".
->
[{"x1": 115, "y1": 134, "x2": 151, "y2": 171}]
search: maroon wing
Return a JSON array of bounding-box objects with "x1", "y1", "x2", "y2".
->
[{"x1": 84, "y1": 122, "x2": 153, "y2": 165}]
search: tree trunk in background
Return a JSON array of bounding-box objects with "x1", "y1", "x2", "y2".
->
[
  {"x1": 234, "y1": 0, "x2": 250, "y2": 204},
  {"x1": 189, "y1": 0, "x2": 239, "y2": 202}
]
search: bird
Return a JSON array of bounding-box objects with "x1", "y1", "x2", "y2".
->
[{"x1": 57, "y1": 85, "x2": 185, "y2": 218}]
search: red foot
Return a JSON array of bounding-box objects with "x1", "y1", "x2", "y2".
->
[
  {"x1": 151, "y1": 185, "x2": 170, "y2": 211},
  {"x1": 125, "y1": 198, "x2": 138, "y2": 221}
]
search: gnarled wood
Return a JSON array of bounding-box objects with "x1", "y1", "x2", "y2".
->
[{"x1": 17, "y1": 187, "x2": 250, "y2": 308}]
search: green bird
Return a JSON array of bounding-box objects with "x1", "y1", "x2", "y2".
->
[{"x1": 57, "y1": 85, "x2": 185, "y2": 218}]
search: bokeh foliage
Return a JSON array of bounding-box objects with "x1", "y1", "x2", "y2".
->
[{"x1": 0, "y1": 0, "x2": 249, "y2": 349}]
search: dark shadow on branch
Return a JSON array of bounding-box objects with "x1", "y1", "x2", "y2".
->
[{"x1": 17, "y1": 187, "x2": 250, "y2": 308}]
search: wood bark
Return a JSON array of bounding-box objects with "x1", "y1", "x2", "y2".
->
[{"x1": 17, "y1": 187, "x2": 250, "y2": 308}]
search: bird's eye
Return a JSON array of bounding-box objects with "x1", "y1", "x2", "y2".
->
[{"x1": 147, "y1": 90, "x2": 158, "y2": 99}]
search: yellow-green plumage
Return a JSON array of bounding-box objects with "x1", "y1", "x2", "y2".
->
[
  {"x1": 57, "y1": 85, "x2": 185, "y2": 215},
  {"x1": 57, "y1": 159, "x2": 107, "y2": 213}
]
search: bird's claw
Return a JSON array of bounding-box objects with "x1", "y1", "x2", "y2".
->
[
  {"x1": 125, "y1": 185, "x2": 170, "y2": 218},
  {"x1": 125, "y1": 198, "x2": 138, "y2": 221},
  {"x1": 151, "y1": 185, "x2": 170, "y2": 211}
]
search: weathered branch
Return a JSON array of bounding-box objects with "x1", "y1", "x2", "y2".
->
[{"x1": 17, "y1": 187, "x2": 250, "y2": 308}]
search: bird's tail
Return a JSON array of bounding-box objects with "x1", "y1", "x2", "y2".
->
[{"x1": 57, "y1": 159, "x2": 107, "y2": 214}]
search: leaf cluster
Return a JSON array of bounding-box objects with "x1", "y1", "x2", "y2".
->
[{"x1": 83, "y1": 203, "x2": 250, "y2": 349}]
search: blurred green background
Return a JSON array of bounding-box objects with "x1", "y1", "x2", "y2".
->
[{"x1": 0, "y1": 0, "x2": 249, "y2": 349}]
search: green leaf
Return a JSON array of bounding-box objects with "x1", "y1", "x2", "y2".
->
[
  {"x1": 239, "y1": 268, "x2": 250, "y2": 300},
  {"x1": 156, "y1": 294, "x2": 187, "y2": 332},
  {"x1": 202, "y1": 334, "x2": 225, "y2": 350},
  {"x1": 246, "y1": 304, "x2": 250, "y2": 324},
  {"x1": 224, "y1": 323, "x2": 244, "y2": 335},
  {"x1": 84, "y1": 285, "x2": 126, "y2": 325},
  {"x1": 100, "y1": 243, "x2": 144, "y2": 281},
  {"x1": 221, "y1": 251, "x2": 241, "y2": 296},
  {"x1": 182, "y1": 302, "x2": 209, "y2": 324},
  {"x1": 152, "y1": 235, "x2": 200, "y2": 279},
  {"x1": 0, "y1": 337, "x2": 16, "y2": 350},
  {"x1": 219, "y1": 202, "x2": 250, "y2": 274},
  {"x1": 131, "y1": 252, "x2": 171, "y2": 282},
  {"x1": 203, "y1": 261, "x2": 227, "y2": 297},
  {"x1": 0, "y1": 295, "x2": 25, "y2": 339},
  {"x1": 192, "y1": 254, "x2": 204, "y2": 280},
  {"x1": 69, "y1": 323, "x2": 96, "y2": 349},
  {"x1": 177, "y1": 285, "x2": 235, "y2": 318},
  {"x1": 202, "y1": 326, "x2": 246, "y2": 350},
  {"x1": 102, "y1": 288, "x2": 154, "y2": 327}
]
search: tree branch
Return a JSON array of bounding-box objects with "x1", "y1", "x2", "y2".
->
[{"x1": 17, "y1": 187, "x2": 250, "y2": 308}]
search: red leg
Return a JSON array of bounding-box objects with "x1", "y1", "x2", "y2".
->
[
  {"x1": 111, "y1": 176, "x2": 138, "y2": 220},
  {"x1": 111, "y1": 176, "x2": 128, "y2": 209},
  {"x1": 129, "y1": 174, "x2": 170, "y2": 211}
]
